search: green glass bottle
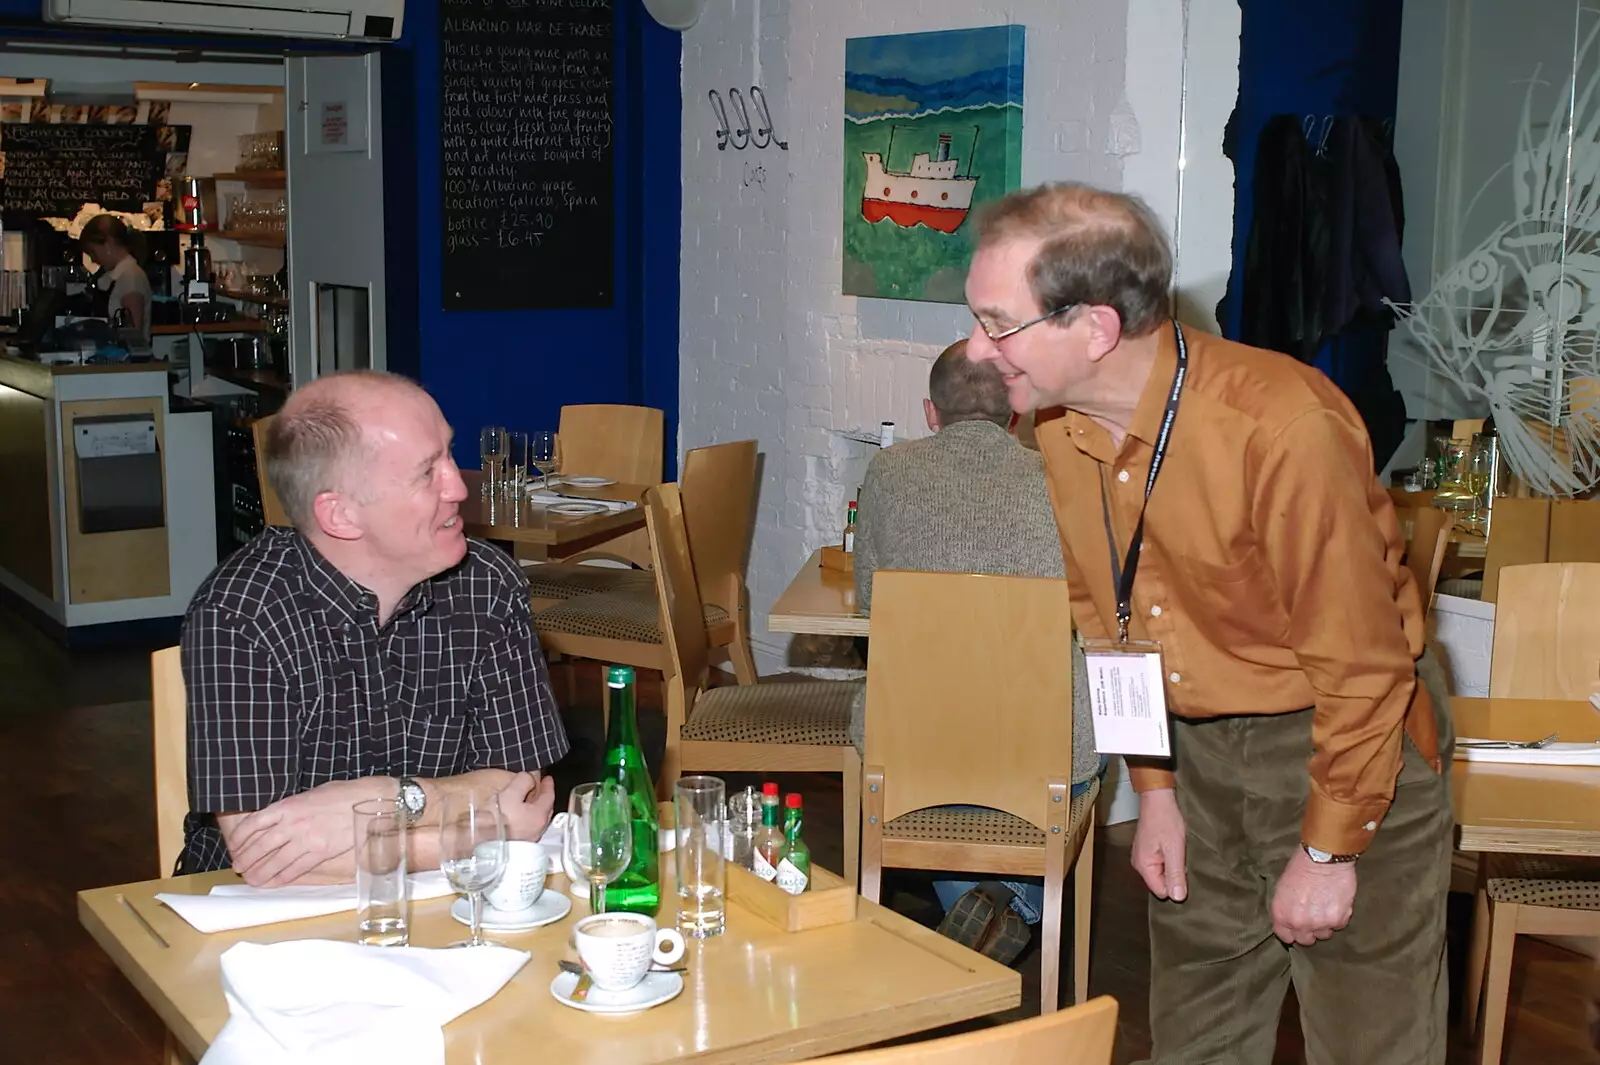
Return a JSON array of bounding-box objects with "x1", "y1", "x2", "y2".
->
[
  {"x1": 601, "y1": 665, "x2": 661, "y2": 915},
  {"x1": 775, "y1": 793, "x2": 811, "y2": 895}
]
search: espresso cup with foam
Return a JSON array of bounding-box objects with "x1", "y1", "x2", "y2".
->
[
  {"x1": 573, "y1": 913, "x2": 686, "y2": 991},
  {"x1": 485, "y1": 840, "x2": 548, "y2": 914}
]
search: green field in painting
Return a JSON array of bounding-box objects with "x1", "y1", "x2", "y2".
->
[{"x1": 842, "y1": 103, "x2": 1022, "y2": 304}]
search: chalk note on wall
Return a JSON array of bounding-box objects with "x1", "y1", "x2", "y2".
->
[
  {"x1": 0, "y1": 123, "x2": 184, "y2": 227},
  {"x1": 439, "y1": 0, "x2": 616, "y2": 311}
]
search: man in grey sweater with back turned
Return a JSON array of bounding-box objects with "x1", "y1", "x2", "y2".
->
[{"x1": 851, "y1": 338, "x2": 1100, "y2": 959}]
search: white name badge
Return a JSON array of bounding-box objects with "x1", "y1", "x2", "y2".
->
[{"x1": 1081, "y1": 639, "x2": 1172, "y2": 757}]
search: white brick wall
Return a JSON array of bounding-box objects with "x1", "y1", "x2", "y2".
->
[{"x1": 679, "y1": 0, "x2": 1241, "y2": 671}]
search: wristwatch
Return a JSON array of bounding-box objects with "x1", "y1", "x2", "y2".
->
[
  {"x1": 1302, "y1": 844, "x2": 1359, "y2": 864},
  {"x1": 397, "y1": 776, "x2": 426, "y2": 826}
]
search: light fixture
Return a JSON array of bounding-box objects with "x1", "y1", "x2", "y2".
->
[{"x1": 640, "y1": 0, "x2": 709, "y2": 31}]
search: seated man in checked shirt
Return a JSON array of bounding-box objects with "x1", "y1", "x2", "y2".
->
[{"x1": 177, "y1": 370, "x2": 569, "y2": 885}]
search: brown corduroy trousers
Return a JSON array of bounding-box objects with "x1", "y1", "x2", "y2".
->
[{"x1": 1141, "y1": 672, "x2": 1454, "y2": 1065}]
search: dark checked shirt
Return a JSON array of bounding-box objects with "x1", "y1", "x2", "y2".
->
[{"x1": 177, "y1": 528, "x2": 569, "y2": 875}]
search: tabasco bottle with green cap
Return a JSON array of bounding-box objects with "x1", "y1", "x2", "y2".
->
[{"x1": 602, "y1": 665, "x2": 661, "y2": 915}]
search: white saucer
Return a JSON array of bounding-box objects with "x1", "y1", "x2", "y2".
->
[
  {"x1": 563, "y1": 476, "x2": 617, "y2": 488},
  {"x1": 549, "y1": 970, "x2": 684, "y2": 1014},
  {"x1": 450, "y1": 891, "x2": 572, "y2": 933},
  {"x1": 550, "y1": 501, "x2": 608, "y2": 516}
]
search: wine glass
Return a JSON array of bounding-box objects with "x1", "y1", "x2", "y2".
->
[
  {"x1": 478, "y1": 425, "x2": 507, "y2": 497},
  {"x1": 566, "y1": 781, "x2": 632, "y2": 914},
  {"x1": 438, "y1": 791, "x2": 507, "y2": 947},
  {"x1": 1463, "y1": 435, "x2": 1496, "y2": 534},
  {"x1": 530, "y1": 430, "x2": 558, "y2": 487}
]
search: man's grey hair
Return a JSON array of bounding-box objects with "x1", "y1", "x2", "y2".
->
[
  {"x1": 264, "y1": 370, "x2": 426, "y2": 531},
  {"x1": 929, "y1": 339, "x2": 1012, "y2": 427}
]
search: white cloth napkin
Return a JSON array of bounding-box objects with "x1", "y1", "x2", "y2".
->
[
  {"x1": 201, "y1": 939, "x2": 528, "y2": 1065},
  {"x1": 157, "y1": 872, "x2": 455, "y2": 934},
  {"x1": 1454, "y1": 740, "x2": 1600, "y2": 767},
  {"x1": 524, "y1": 489, "x2": 636, "y2": 511}
]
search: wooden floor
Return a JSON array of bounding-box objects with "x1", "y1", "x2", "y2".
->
[{"x1": 2, "y1": 600, "x2": 1596, "y2": 1064}]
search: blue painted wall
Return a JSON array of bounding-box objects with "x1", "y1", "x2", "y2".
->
[
  {"x1": 0, "y1": 0, "x2": 683, "y2": 478},
  {"x1": 1221, "y1": 0, "x2": 1404, "y2": 346}
]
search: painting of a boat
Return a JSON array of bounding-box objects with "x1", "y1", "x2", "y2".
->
[{"x1": 861, "y1": 132, "x2": 977, "y2": 233}]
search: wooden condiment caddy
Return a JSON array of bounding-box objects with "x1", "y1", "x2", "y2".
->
[
  {"x1": 726, "y1": 862, "x2": 858, "y2": 932},
  {"x1": 819, "y1": 545, "x2": 854, "y2": 572}
]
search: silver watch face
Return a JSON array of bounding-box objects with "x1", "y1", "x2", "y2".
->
[
  {"x1": 1305, "y1": 845, "x2": 1333, "y2": 863},
  {"x1": 400, "y1": 780, "x2": 425, "y2": 815}
]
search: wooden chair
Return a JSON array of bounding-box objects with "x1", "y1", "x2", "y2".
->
[
  {"x1": 800, "y1": 995, "x2": 1119, "y2": 1065},
  {"x1": 152, "y1": 645, "x2": 197, "y2": 1065},
  {"x1": 251, "y1": 414, "x2": 289, "y2": 528},
  {"x1": 1399, "y1": 506, "x2": 1454, "y2": 612},
  {"x1": 524, "y1": 403, "x2": 664, "y2": 570},
  {"x1": 644, "y1": 482, "x2": 862, "y2": 882},
  {"x1": 532, "y1": 440, "x2": 761, "y2": 684},
  {"x1": 858, "y1": 570, "x2": 1100, "y2": 1013},
  {"x1": 1462, "y1": 562, "x2": 1600, "y2": 1063},
  {"x1": 152, "y1": 646, "x2": 187, "y2": 879}
]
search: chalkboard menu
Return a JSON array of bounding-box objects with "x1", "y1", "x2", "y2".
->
[
  {"x1": 0, "y1": 123, "x2": 185, "y2": 228},
  {"x1": 440, "y1": 0, "x2": 615, "y2": 310}
]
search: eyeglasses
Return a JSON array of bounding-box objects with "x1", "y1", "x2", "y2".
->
[{"x1": 973, "y1": 303, "x2": 1077, "y2": 344}]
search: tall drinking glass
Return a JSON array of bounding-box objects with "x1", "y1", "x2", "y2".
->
[
  {"x1": 478, "y1": 425, "x2": 507, "y2": 497},
  {"x1": 1464, "y1": 435, "x2": 1495, "y2": 534},
  {"x1": 353, "y1": 797, "x2": 408, "y2": 946},
  {"x1": 505, "y1": 431, "x2": 529, "y2": 498},
  {"x1": 566, "y1": 781, "x2": 632, "y2": 914},
  {"x1": 674, "y1": 776, "x2": 727, "y2": 937},
  {"x1": 439, "y1": 791, "x2": 507, "y2": 947},
  {"x1": 530, "y1": 430, "x2": 558, "y2": 487}
]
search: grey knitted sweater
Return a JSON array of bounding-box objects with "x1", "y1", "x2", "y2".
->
[{"x1": 850, "y1": 419, "x2": 1099, "y2": 786}]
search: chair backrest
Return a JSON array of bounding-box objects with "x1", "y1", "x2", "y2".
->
[
  {"x1": 1401, "y1": 506, "x2": 1453, "y2": 610},
  {"x1": 1548, "y1": 499, "x2": 1600, "y2": 564},
  {"x1": 645, "y1": 483, "x2": 711, "y2": 697},
  {"x1": 803, "y1": 996, "x2": 1118, "y2": 1065},
  {"x1": 1490, "y1": 562, "x2": 1600, "y2": 699},
  {"x1": 558, "y1": 404, "x2": 665, "y2": 486},
  {"x1": 152, "y1": 646, "x2": 187, "y2": 877},
  {"x1": 863, "y1": 569, "x2": 1076, "y2": 829},
  {"x1": 1483, "y1": 498, "x2": 1552, "y2": 603},
  {"x1": 251, "y1": 414, "x2": 290, "y2": 527},
  {"x1": 680, "y1": 440, "x2": 758, "y2": 613}
]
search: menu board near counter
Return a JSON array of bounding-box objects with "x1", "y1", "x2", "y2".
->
[
  {"x1": 0, "y1": 123, "x2": 184, "y2": 228},
  {"x1": 439, "y1": 0, "x2": 615, "y2": 310}
]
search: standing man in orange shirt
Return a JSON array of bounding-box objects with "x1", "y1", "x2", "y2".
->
[{"x1": 965, "y1": 182, "x2": 1453, "y2": 1062}]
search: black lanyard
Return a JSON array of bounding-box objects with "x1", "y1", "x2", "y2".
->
[{"x1": 1100, "y1": 320, "x2": 1188, "y2": 642}]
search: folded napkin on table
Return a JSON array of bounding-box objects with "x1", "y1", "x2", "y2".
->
[
  {"x1": 201, "y1": 939, "x2": 528, "y2": 1065},
  {"x1": 1454, "y1": 740, "x2": 1600, "y2": 767},
  {"x1": 524, "y1": 489, "x2": 637, "y2": 511},
  {"x1": 157, "y1": 872, "x2": 455, "y2": 934}
]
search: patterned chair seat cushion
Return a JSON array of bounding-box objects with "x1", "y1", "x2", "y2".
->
[
  {"x1": 882, "y1": 783, "x2": 1100, "y2": 848},
  {"x1": 535, "y1": 586, "x2": 729, "y2": 644},
  {"x1": 680, "y1": 680, "x2": 859, "y2": 745},
  {"x1": 524, "y1": 562, "x2": 652, "y2": 601},
  {"x1": 1486, "y1": 854, "x2": 1600, "y2": 909}
]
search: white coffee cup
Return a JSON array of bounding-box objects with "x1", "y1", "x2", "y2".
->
[
  {"x1": 485, "y1": 840, "x2": 547, "y2": 913},
  {"x1": 573, "y1": 913, "x2": 686, "y2": 991}
]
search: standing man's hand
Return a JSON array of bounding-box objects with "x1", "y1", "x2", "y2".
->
[
  {"x1": 1271, "y1": 849, "x2": 1357, "y2": 946},
  {"x1": 1132, "y1": 787, "x2": 1189, "y2": 902}
]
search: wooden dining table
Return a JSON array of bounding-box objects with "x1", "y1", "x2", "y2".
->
[
  {"x1": 459, "y1": 470, "x2": 648, "y2": 560},
  {"x1": 1450, "y1": 696, "x2": 1600, "y2": 857},
  {"x1": 767, "y1": 550, "x2": 870, "y2": 637},
  {"x1": 79, "y1": 867, "x2": 1019, "y2": 1064}
]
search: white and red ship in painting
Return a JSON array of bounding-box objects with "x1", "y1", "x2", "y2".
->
[{"x1": 860, "y1": 133, "x2": 977, "y2": 234}]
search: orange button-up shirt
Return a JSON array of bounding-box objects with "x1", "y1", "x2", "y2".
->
[{"x1": 1037, "y1": 322, "x2": 1439, "y2": 856}]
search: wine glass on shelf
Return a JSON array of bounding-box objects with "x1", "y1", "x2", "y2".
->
[
  {"x1": 1463, "y1": 434, "x2": 1495, "y2": 534},
  {"x1": 438, "y1": 791, "x2": 507, "y2": 947},
  {"x1": 479, "y1": 425, "x2": 507, "y2": 497},
  {"x1": 565, "y1": 781, "x2": 632, "y2": 914},
  {"x1": 530, "y1": 430, "x2": 558, "y2": 488}
]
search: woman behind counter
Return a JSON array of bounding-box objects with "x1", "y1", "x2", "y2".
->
[{"x1": 80, "y1": 214, "x2": 152, "y2": 352}]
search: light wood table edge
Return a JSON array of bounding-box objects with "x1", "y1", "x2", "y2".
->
[
  {"x1": 78, "y1": 889, "x2": 210, "y2": 1060},
  {"x1": 766, "y1": 615, "x2": 872, "y2": 637},
  {"x1": 1456, "y1": 828, "x2": 1600, "y2": 858}
]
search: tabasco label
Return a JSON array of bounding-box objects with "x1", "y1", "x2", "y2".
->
[
  {"x1": 752, "y1": 851, "x2": 778, "y2": 882},
  {"x1": 775, "y1": 858, "x2": 808, "y2": 895}
]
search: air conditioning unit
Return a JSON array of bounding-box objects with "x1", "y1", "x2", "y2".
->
[{"x1": 44, "y1": 0, "x2": 404, "y2": 42}]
